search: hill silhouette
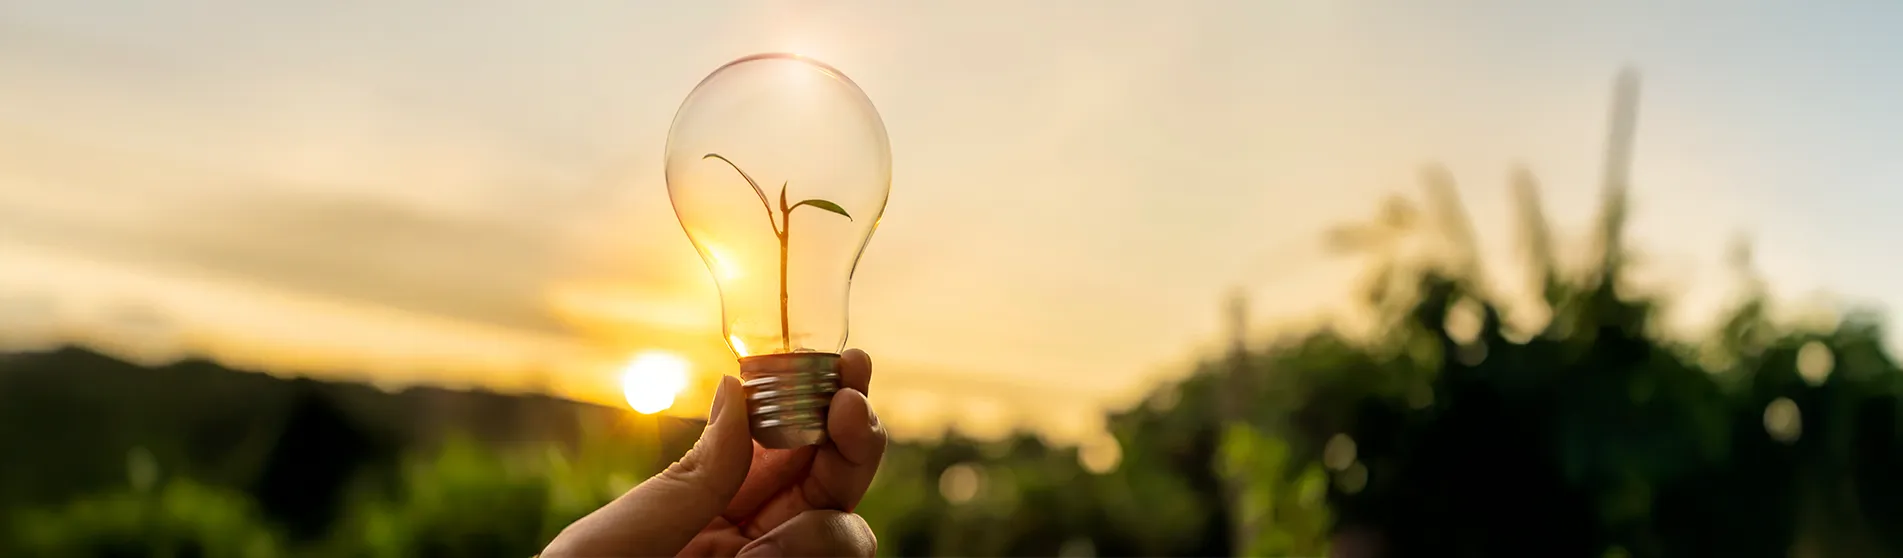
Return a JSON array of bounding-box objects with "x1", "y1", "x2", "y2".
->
[{"x1": 0, "y1": 345, "x2": 697, "y2": 541}]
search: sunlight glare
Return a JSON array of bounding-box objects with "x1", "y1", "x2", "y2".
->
[
  {"x1": 621, "y1": 352, "x2": 690, "y2": 414},
  {"x1": 707, "y1": 246, "x2": 741, "y2": 280}
]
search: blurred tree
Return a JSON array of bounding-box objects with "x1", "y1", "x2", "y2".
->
[{"x1": 251, "y1": 380, "x2": 391, "y2": 543}]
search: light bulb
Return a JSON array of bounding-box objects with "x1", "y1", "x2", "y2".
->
[{"x1": 665, "y1": 53, "x2": 891, "y2": 448}]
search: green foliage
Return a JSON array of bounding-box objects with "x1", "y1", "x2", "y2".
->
[
  {"x1": 328, "y1": 436, "x2": 555, "y2": 558},
  {"x1": 1218, "y1": 424, "x2": 1333, "y2": 557},
  {"x1": 8, "y1": 477, "x2": 285, "y2": 558},
  {"x1": 324, "y1": 428, "x2": 659, "y2": 558},
  {"x1": 854, "y1": 445, "x2": 937, "y2": 557},
  {"x1": 859, "y1": 433, "x2": 1104, "y2": 556},
  {"x1": 1171, "y1": 146, "x2": 1903, "y2": 557}
]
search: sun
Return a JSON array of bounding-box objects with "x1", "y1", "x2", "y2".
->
[{"x1": 621, "y1": 351, "x2": 690, "y2": 414}]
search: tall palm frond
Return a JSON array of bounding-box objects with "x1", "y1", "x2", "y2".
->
[
  {"x1": 1421, "y1": 164, "x2": 1483, "y2": 286},
  {"x1": 1594, "y1": 67, "x2": 1643, "y2": 283},
  {"x1": 1511, "y1": 164, "x2": 1559, "y2": 306}
]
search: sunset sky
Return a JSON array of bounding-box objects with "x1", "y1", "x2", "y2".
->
[{"x1": 3, "y1": 1, "x2": 1900, "y2": 445}]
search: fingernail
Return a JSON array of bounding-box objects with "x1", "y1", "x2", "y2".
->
[{"x1": 709, "y1": 376, "x2": 731, "y2": 424}]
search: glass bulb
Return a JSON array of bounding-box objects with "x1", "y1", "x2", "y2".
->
[{"x1": 664, "y1": 53, "x2": 890, "y2": 448}]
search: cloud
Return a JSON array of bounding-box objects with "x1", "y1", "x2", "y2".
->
[
  {"x1": 0, "y1": 19, "x2": 679, "y2": 340},
  {"x1": 0, "y1": 178, "x2": 579, "y2": 336}
]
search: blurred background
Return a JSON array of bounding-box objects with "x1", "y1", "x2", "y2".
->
[{"x1": 4, "y1": 1, "x2": 1903, "y2": 556}]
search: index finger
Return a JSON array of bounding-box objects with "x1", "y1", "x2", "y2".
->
[{"x1": 841, "y1": 348, "x2": 871, "y2": 395}]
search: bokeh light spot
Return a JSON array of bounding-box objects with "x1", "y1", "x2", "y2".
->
[
  {"x1": 1764, "y1": 397, "x2": 1803, "y2": 444},
  {"x1": 939, "y1": 463, "x2": 984, "y2": 504},
  {"x1": 1337, "y1": 461, "x2": 1369, "y2": 494},
  {"x1": 1445, "y1": 297, "x2": 1485, "y2": 345},
  {"x1": 1797, "y1": 341, "x2": 1834, "y2": 386},
  {"x1": 1079, "y1": 434, "x2": 1123, "y2": 474},
  {"x1": 1323, "y1": 433, "x2": 1358, "y2": 471}
]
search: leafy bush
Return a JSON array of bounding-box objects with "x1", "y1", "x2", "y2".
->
[
  {"x1": 1218, "y1": 423, "x2": 1333, "y2": 557},
  {"x1": 324, "y1": 427, "x2": 658, "y2": 558},
  {"x1": 8, "y1": 477, "x2": 285, "y2": 558}
]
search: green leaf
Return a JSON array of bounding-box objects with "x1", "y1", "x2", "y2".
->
[{"x1": 791, "y1": 199, "x2": 853, "y2": 220}]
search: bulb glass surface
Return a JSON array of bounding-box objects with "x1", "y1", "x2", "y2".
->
[{"x1": 665, "y1": 53, "x2": 890, "y2": 358}]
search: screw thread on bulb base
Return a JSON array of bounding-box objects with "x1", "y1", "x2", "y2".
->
[{"x1": 738, "y1": 352, "x2": 840, "y2": 449}]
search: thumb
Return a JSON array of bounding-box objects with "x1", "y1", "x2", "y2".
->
[{"x1": 542, "y1": 375, "x2": 753, "y2": 557}]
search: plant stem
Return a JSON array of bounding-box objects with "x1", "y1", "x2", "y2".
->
[
  {"x1": 778, "y1": 188, "x2": 792, "y2": 353},
  {"x1": 779, "y1": 218, "x2": 791, "y2": 353}
]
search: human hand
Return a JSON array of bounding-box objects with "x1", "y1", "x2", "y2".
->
[{"x1": 541, "y1": 349, "x2": 885, "y2": 557}]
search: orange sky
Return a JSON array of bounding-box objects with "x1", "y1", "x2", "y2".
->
[{"x1": 4, "y1": 1, "x2": 1901, "y2": 445}]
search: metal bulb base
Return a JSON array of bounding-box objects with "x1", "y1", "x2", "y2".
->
[{"x1": 738, "y1": 352, "x2": 840, "y2": 449}]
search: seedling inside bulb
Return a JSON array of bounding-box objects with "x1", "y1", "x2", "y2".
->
[{"x1": 702, "y1": 153, "x2": 854, "y2": 353}]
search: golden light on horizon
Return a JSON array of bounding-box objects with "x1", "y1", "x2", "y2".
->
[{"x1": 621, "y1": 351, "x2": 690, "y2": 414}]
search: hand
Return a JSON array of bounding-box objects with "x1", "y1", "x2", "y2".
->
[{"x1": 541, "y1": 349, "x2": 886, "y2": 557}]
